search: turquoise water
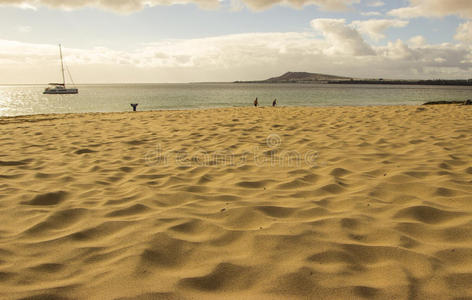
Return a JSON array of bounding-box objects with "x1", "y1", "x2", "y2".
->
[{"x1": 0, "y1": 83, "x2": 471, "y2": 117}]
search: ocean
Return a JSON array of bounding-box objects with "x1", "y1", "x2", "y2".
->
[{"x1": 1, "y1": 83, "x2": 471, "y2": 117}]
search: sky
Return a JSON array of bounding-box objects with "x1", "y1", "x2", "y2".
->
[{"x1": 0, "y1": 0, "x2": 472, "y2": 83}]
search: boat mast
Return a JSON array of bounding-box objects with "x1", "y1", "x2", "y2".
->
[{"x1": 59, "y1": 44, "x2": 65, "y2": 86}]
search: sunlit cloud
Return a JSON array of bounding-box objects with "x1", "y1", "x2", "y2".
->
[
  {"x1": 361, "y1": 11, "x2": 382, "y2": 16},
  {"x1": 351, "y1": 19, "x2": 409, "y2": 41},
  {"x1": 408, "y1": 35, "x2": 427, "y2": 47},
  {"x1": 389, "y1": 0, "x2": 472, "y2": 19},
  {"x1": 311, "y1": 18, "x2": 375, "y2": 55},
  {"x1": 0, "y1": 0, "x2": 360, "y2": 12},
  {"x1": 1, "y1": 17, "x2": 471, "y2": 83},
  {"x1": 455, "y1": 21, "x2": 472, "y2": 44}
]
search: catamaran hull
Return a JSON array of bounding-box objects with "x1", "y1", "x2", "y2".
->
[{"x1": 43, "y1": 89, "x2": 78, "y2": 95}]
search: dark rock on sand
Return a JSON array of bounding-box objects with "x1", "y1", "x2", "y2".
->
[{"x1": 423, "y1": 101, "x2": 465, "y2": 105}]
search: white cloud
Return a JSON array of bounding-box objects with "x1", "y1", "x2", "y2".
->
[
  {"x1": 0, "y1": 0, "x2": 360, "y2": 12},
  {"x1": 17, "y1": 2, "x2": 36, "y2": 9},
  {"x1": 374, "y1": 40, "x2": 472, "y2": 76},
  {"x1": 389, "y1": 0, "x2": 472, "y2": 19},
  {"x1": 311, "y1": 18, "x2": 375, "y2": 55},
  {"x1": 1, "y1": 19, "x2": 471, "y2": 83},
  {"x1": 351, "y1": 19, "x2": 409, "y2": 41},
  {"x1": 361, "y1": 11, "x2": 382, "y2": 16},
  {"x1": 408, "y1": 35, "x2": 427, "y2": 47},
  {"x1": 455, "y1": 21, "x2": 472, "y2": 44}
]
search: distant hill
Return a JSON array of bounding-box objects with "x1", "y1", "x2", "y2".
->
[
  {"x1": 235, "y1": 72, "x2": 352, "y2": 83},
  {"x1": 264, "y1": 72, "x2": 352, "y2": 83},
  {"x1": 234, "y1": 72, "x2": 472, "y2": 86}
]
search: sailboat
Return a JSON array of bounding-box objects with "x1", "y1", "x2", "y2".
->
[{"x1": 43, "y1": 44, "x2": 78, "y2": 94}]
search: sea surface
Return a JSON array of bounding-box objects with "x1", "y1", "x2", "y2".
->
[{"x1": 1, "y1": 83, "x2": 471, "y2": 117}]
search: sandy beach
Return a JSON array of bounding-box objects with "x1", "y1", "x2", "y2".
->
[{"x1": 0, "y1": 105, "x2": 471, "y2": 299}]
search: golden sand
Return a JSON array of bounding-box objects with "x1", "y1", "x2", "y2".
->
[{"x1": 0, "y1": 105, "x2": 471, "y2": 299}]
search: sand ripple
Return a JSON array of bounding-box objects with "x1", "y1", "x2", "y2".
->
[{"x1": 0, "y1": 106, "x2": 471, "y2": 299}]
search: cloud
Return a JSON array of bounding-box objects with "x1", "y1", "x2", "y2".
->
[
  {"x1": 311, "y1": 18, "x2": 375, "y2": 55},
  {"x1": 1, "y1": 19, "x2": 471, "y2": 83},
  {"x1": 408, "y1": 35, "x2": 427, "y2": 47},
  {"x1": 0, "y1": 0, "x2": 360, "y2": 12},
  {"x1": 351, "y1": 19, "x2": 409, "y2": 41},
  {"x1": 455, "y1": 21, "x2": 472, "y2": 43},
  {"x1": 389, "y1": 0, "x2": 472, "y2": 19},
  {"x1": 361, "y1": 11, "x2": 382, "y2": 16}
]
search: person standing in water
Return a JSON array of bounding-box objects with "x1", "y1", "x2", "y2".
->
[
  {"x1": 273, "y1": 99, "x2": 277, "y2": 107},
  {"x1": 254, "y1": 98, "x2": 258, "y2": 107}
]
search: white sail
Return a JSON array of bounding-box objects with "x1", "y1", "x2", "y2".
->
[{"x1": 44, "y1": 44, "x2": 78, "y2": 95}]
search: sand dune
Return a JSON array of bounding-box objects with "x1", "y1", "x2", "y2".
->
[{"x1": 0, "y1": 105, "x2": 471, "y2": 299}]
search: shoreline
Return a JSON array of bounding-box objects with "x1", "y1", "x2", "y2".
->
[{"x1": 0, "y1": 103, "x2": 466, "y2": 120}]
